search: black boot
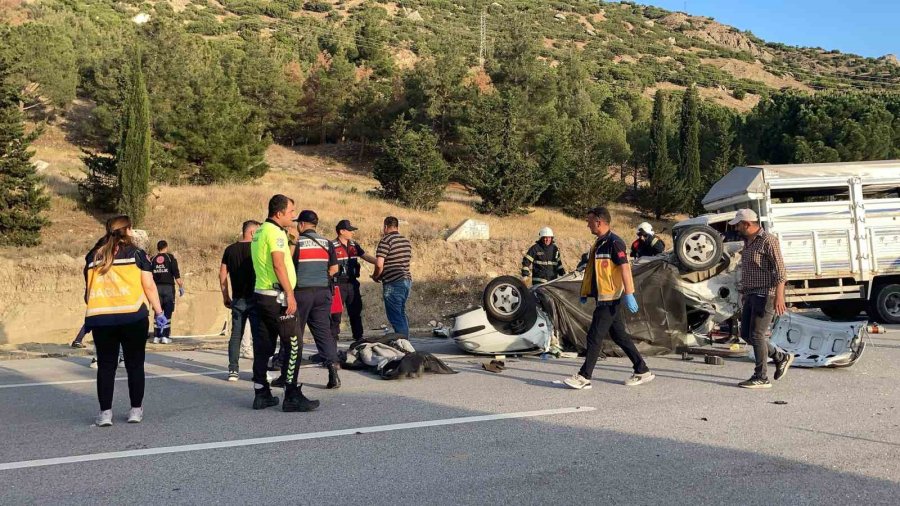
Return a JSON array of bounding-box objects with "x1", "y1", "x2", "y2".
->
[
  {"x1": 326, "y1": 363, "x2": 341, "y2": 389},
  {"x1": 282, "y1": 385, "x2": 320, "y2": 412},
  {"x1": 252, "y1": 388, "x2": 279, "y2": 410},
  {"x1": 270, "y1": 375, "x2": 286, "y2": 388}
]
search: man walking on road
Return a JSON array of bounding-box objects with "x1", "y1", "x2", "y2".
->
[
  {"x1": 522, "y1": 227, "x2": 566, "y2": 286},
  {"x1": 151, "y1": 240, "x2": 185, "y2": 344},
  {"x1": 220, "y1": 220, "x2": 261, "y2": 381},
  {"x1": 564, "y1": 207, "x2": 655, "y2": 390},
  {"x1": 730, "y1": 209, "x2": 795, "y2": 389},
  {"x1": 372, "y1": 216, "x2": 413, "y2": 338},
  {"x1": 331, "y1": 219, "x2": 376, "y2": 342},
  {"x1": 250, "y1": 195, "x2": 319, "y2": 412}
]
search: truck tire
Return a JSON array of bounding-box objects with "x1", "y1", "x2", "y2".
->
[
  {"x1": 675, "y1": 225, "x2": 724, "y2": 272},
  {"x1": 483, "y1": 276, "x2": 536, "y2": 323},
  {"x1": 871, "y1": 284, "x2": 900, "y2": 324},
  {"x1": 819, "y1": 302, "x2": 864, "y2": 321}
]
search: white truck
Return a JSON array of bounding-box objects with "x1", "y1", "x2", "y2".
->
[{"x1": 672, "y1": 160, "x2": 900, "y2": 323}]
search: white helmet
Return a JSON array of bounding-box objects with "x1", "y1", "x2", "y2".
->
[
  {"x1": 538, "y1": 227, "x2": 554, "y2": 238},
  {"x1": 637, "y1": 222, "x2": 653, "y2": 234}
]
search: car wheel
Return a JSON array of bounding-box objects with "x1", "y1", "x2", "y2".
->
[
  {"x1": 871, "y1": 284, "x2": 900, "y2": 324},
  {"x1": 819, "y1": 301, "x2": 864, "y2": 321},
  {"x1": 675, "y1": 225, "x2": 724, "y2": 272},
  {"x1": 482, "y1": 276, "x2": 536, "y2": 323}
]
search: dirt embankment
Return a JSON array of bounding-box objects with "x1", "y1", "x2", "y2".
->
[{"x1": 0, "y1": 129, "x2": 672, "y2": 346}]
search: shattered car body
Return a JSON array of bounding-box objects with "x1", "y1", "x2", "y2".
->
[{"x1": 761, "y1": 312, "x2": 866, "y2": 368}]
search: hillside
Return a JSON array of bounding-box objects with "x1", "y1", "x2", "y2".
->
[
  {"x1": 0, "y1": 125, "x2": 674, "y2": 345},
  {"x1": 3, "y1": 0, "x2": 899, "y2": 116}
]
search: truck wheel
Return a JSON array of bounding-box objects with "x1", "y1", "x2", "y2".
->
[
  {"x1": 483, "y1": 276, "x2": 536, "y2": 323},
  {"x1": 820, "y1": 302, "x2": 864, "y2": 321},
  {"x1": 871, "y1": 284, "x2": 900, "y2": 324},
  {"x1": 675, "y1": 225, "x2": 724, "y2": 272}
]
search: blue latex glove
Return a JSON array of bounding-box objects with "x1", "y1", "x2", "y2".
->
[
  {"x1": 579, "y1": 297, "x2": 588, "y2": 305},
  {"x1": 178, "y1": 286, "x2": 185, "y2": 297},
  {"x1": 623, "y1": 293, "x2": 639, "y2": 314},
  {"x1": 155, "y1": 313, "x2": 168, "y2": 329}
]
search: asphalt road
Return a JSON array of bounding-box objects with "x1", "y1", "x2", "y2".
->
[{"x1": 1, "y1": 327, "x2": 898, "y2": 505}]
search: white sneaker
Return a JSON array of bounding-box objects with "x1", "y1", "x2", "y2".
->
[
  {"x1": 227, "y1": 371, "x2": 239, "y2": 382},
  {"x1": 152, "y1": 337, "x2": 161, "y2": 344},
  {"x1": 624, "y1": 371, "x2": 655, "y2": 386},
  {"x1": 563, "y1": 373, "x2": 592, "y2": 390},
  {"x1": 160, "y1": 337, "x2": 172, "y2": 344},
  {"x1": 127, "y1": 407, "x2": 143, "y2": 423},
  {"x1": 95, "y1": 410, "x2": 113, "y2": 427},
  {"x1": 89, "y1": 358, "x2": 98, "y2": 369}
]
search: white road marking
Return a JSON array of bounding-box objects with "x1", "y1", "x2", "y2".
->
[
  {"x1": 0, "y1": 406, "x2": 595, "y2": 471},
  {"x1": 0, "y1": 370, "x2": 228, "y2": 389}
]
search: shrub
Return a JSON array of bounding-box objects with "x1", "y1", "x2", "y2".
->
[{"x1": 374, "y1": 120, "x2": 448, "y2": 211}]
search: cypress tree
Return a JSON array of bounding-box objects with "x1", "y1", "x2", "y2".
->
[
  {"x1": 0, "y1": 55, "x2": 49, "y2": 247},
  {"x1": 118, "y1": 50, "x2": 151, "y2": 225},
  {"x1": 640, "y1": 90, "x2": 687, "y2": 219},
  {"x1": 679, "y1": 85, "x2": 701, "y2": 202}
]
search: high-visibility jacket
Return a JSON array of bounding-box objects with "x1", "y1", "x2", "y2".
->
[
  {"x1": 630, "y1": 234, "x2": 665, "y2": 258},
  {"x1": 84, "y1": 245, "x2": 152, "y2": 327},
  {"x1": 580, "y1": 232, "x2": 629, "y2": 303},
  {"x1": 522, "y1": 240, "x2": 565, "y2": 285}
]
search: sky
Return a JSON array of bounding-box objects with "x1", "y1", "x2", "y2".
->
[{"x1": 637, "y1": 0, "x2": 898, "y2": 58}]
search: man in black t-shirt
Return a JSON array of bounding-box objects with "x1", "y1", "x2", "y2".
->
[
  {"x1": 220, "y1": 220, "x2": 261, "y2": 381},
  {"x1": 151, "y1": 240, "x2": 184, "y2": 344}
]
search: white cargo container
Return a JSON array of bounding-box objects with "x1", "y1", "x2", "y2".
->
[{"x1": 672, "y1": 160, "x2": 900, "y2": 323}]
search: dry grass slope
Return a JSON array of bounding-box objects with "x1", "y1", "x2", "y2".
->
[{"x1": 0, "y1": 128, "x2": 674, "y2": 345}]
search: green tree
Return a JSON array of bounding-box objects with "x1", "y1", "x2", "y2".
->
[
  {"x1": 641, "y1": 90, "x2": 687, "y2": 219},
  {"x1": 555, "y1": 114, "x2": 628, "y2": 217},
  {"x1": 117, "y1": 51, "x2": 151, "y2": 225},
  {"x1": 373, "y1": 120, "x2": 448, "y2": 211},
  {"x1": 679, "y1": 85, "x2": 701, "y2": 206},
  {"x1": 458, "y1": 91, "x2": 546, "y2": 216},
  {"x1": 0, "y1": 56, "x2": 49, "y2": 246},
  {"x1": 300, "y1": 51, "x2": 355, "y2": 144}
]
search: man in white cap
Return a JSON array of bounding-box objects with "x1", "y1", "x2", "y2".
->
[
  {"x1": 522, "y1": 227, "x2": 566, "y2": 286},
  {"x1": 630, "y1": 222, "x2": 665, "y2": 259},
  {"x1": 730, "y1": 208, "x2": 794, "y2": 389}
]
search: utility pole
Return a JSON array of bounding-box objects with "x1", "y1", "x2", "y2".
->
[{"x1": 479, "y1": 9, "x2": 486, "y2": 68}]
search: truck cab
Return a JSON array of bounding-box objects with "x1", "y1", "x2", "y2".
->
[{"x1": 673, "y1": 161, "x2": 900, "y2": 323}]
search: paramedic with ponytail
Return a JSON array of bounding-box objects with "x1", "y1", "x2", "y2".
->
[{"x1": 83, "y1": 215, "x2": 166, "y2": 427}]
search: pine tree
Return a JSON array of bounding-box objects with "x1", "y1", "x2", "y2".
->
[
  {"x1": 679, "y1": 85, "x2": 701, "y2": 202},
  {"x1": 117, "y1": 51, "x2": 151, "y2": 225},
  {"x1": 373, "y1": 120, "x2": 448, "y2": 211},
  {"x1": 0, "y1": 56, "x2": 49, "y2": 247},
  {"x1": 640, "y1": 90, "x2": 687, "y2": 219}
]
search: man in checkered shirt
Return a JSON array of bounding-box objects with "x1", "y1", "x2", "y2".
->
[{"x1": 730, "y1": 209, "x2": 795, "y2": 389}]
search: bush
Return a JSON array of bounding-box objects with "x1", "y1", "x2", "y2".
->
[
  {"x1": 374, "y1": 120, "x2": 448, "y2": 211},
  {"x1": 77, "y1": 151, "x2": 120, "y2": 213},
  {"x1": 732, "y1": 88, "x2": 747, "y2": 100},
  {"x1": 303, "y1": 1, "x2": 332, "y2": 12}
]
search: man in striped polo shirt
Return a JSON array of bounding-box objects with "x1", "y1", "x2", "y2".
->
[{"x1": 372, "y1": 216, "x2": 413, "y2": 337}]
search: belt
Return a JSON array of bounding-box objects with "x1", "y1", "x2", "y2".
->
[{"x1": 254, "y1": 289, "x2": 280, "y2": 296}]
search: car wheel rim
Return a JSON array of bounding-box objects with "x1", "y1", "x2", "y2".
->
[
  {"x1": 683, "y1": 233, "x2": 716, "y2": 265},
  {"x1": 886, "y1": 292, "x2": 900, "y2": 317},
  {"x1": 490, "y1": 284, "x2": 521, "y2": 316}
]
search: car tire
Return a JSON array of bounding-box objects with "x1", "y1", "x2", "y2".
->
[
  {"x1": 870, "y1": 283, "x2": 900, "y2": 324},
  {"x1": 483, "y1": 276, "x2": 536, "y2": 323},
  {"x1": 820, "y1": 301, "x2": 864, "y2": 321},
  {"x1": 675, "y1": 225, "x2": 724, "y2": 272}
]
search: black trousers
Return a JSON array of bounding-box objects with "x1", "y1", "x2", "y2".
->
[
  {"x1": 740, "y1": 294, "x2": 785, "y2": 380},
  {"x1": 296, "y1": 287, "x2": 338, "y2": 365},
  {"x1": 578, "y1": 303, "x2": 649, "y2": 380},
  {"x1": 252, "y1": 293, "x2": 300, "y2": 389},
  {"x1": 330, "y1": 280, "x2": 364, "y2": 341},
  {"x1": 93, "y1": 318, "x2": 148, "y2": 411},
  {"x1": 156, "y1": 285, "x2": 175, "y2": 338}
]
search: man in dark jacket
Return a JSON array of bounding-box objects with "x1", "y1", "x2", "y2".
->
[
  {"x1": 630, "y1": 222, "x2": 665, "y2": 259},
  {"x1": 522, "y1": 227, "x2": 566, "y2": 286},
  {"x1": 151, "y1": 240, "x2": 185, "y2": 344}
]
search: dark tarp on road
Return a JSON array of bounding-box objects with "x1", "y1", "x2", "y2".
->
[{"x1": 534, "y1": 260, "x2": 692, "y2": 356}]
